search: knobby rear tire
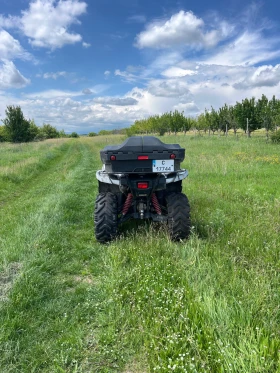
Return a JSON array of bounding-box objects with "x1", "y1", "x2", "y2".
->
[
  {"x1": 166, "y1": 192, "x2": 191, "y2": 241},
  {"x1": 94, "y1": 192, "x2": 118, "y2": 243}
]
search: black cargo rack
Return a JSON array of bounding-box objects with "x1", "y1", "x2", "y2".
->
[{"x1": 100, "y1": 136, "x2": 185, "y2": 173}]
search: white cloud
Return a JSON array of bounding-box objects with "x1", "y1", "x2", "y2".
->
[
  {"x1": 0, "y1": 30, "x2": 32, "y2": 61},
  {"x1": 82, "y1": 88, "x2": 93, "y2": 95},
  {"x1": 0, "y1": 60, "x2": 30, "y2": 89},
  {"x1": 20, "y1": 0, "x2": 87, "y2": 49},
  {"x1": 135, "y1": 10, "x2": 231, "y2": 49},
  {"x1": 0, "y1": 15, "x2": 19, "y2": 29},
  {"x1": 43, "y1": 71, "x2": 67, "y2": 79},
  {"x1": 233, "y1": 64, "x2": 280, "y2": 89},
  {"x1": 161, "y1": 67, "x2": 197, "y2": 77},
  {"x1": 177, "y1": 62, "x2": 252, "y2": 87},
  {"x1": 93, "y1": 97, "x2": 138, "y2": 106},
  {"x1": 173, "y1": 102, "x2": 199, "y2": 113},
  {"x1": 24, "y1": 89, "x2": 82, "y2": 99},
  {"x1": 204, "y1": 31, "x2": 280, "y2": 66},
  {"x1": 148, "y1": 79, "x2": 191, "y2": 98},
  {"x1": 25, "y1": 84, "x2": 109, "y2": 100},
  {"x1": 114, "y1": 54, "x2": 183, "y2": 82},
  {"x1": 82, "y1": 42, "x2": 91, "y2": 48},
  {"x1": 61, "y1": 98, "x2": 81, "y2": 107},
  {"x1": 14, "y1": 94, "x2": 148, "y2": 132},
  {"x1": 115, "y1": 69, "x2": 139, "y2": 82}
]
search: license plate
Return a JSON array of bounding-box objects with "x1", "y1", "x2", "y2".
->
[{"x1": 152, "y1": 159, "x2": 174, "y2": 172}]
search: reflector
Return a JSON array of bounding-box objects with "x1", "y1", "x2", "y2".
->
[
  {"x1": 137, "y1": 182, "x2": 149, "y2": 189},
  {"x1": 138, "y1": 155, "x2": 149, "y2": 160}
]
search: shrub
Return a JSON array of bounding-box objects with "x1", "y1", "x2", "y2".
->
[
  {"x1": 40, "y1": 123, "x2": 60, "y2": 139},
  {"x1": 99, "y1": 130, "x2": 111, "y2": 136},
  {"x1": 0, "y1": 125, "x2": 8, "y2": 142},
  {"x1": 270, "y1": 129, "x2": 280, "y2": 143},
  {"x1": 70, "y1": 132, "x2": 79, "y2": 138}
]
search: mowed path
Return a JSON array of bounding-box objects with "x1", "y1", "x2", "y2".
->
[{"x1": 0, "y1": 139, "x2": 104, "y2": 372}]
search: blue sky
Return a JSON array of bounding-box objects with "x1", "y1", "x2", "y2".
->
[{"x1": 1, "y1": 0, "x2": 280, "y2": 133}]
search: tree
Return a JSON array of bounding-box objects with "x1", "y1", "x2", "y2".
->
[
  {"x1": 256, "y1": 94, "x2": 274, "y2": 140},
  {"x1": 269, "y1": 95, "x2": 280, "y2": 131},
  {"x1": 183, "y1": 117, "x2": 194, "y2": 134},
  {"x1": 171, "y1": 110, "x2": 184, "y2": 135},
  {"x1": 217, "y1": 104, "x2": 238, "y2": 136},
  {"x1": 218, "y1": 104, "x2": 230, "y2": 135},
  {"x1": 88, "y1": 132, "x2": 98, "y2": 137},
  {"x1": 228, "y1": 106, "x2": 238, "y2": 136},
  {"x1": 59, "y1": 129, "x2": 67, "y2": 138},
  {"x1": 210, "y1": 107, "x2": 219, "y2": 134},
  {"x1": 40, "y1": 123, "x2": 60, "y2": 139},
  {"x1": 234, "y1": 97, "x2": 261, "y2": 137},
  {"x1": 0, "y1": 126, "x2": 8, "y2": 142},
  {"x1": 28, "y1": 119, "x2": 39, "y2": 141},
  {"x1": 196, "y1": 113, "x2": 208, "y2": 133},
  {"x1": 204, "y1": 108, "x2": 219, "y2": 135},
  {"x1": 70, "y1": 132, "x2": 79, "y2": 138},
  {"x1": 158, "y1": 113, "x2": 171, "y2": 136},
  {"x1": 2, "y1": 105, "x2": 31, "y2": 142}
]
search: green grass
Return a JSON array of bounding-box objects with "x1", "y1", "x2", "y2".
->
[{"x1": 0, "y1": 135, "x2": 279, "y2": 372}]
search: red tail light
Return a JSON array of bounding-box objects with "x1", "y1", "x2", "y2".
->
[
  {"x1": 110, "y1": 155, "x2": 116, "y2": 161},
  {"x1": 138, "y1": 155, "x2": 149, "y2": 160},
  {"x1": 170, "y1": 154, "x2": 176, "y2": 159},
  {"x1": 137, "y1": 182, "x2": 149, "y2": 189}
]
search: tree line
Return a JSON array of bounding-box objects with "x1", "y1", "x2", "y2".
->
[
  {"x1": 127, "y1": 94, "x2": 280, "y2": 138},
  {"x1": 2, "y1": 95, "x2": 280, "y2": 143},
  {"x1": 0, "y1": 106, "x2": 79, "y2": 143}
]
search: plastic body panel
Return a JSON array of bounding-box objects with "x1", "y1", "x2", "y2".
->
[{"x1": 100, "y1": 136, "x2": 185, "y2": 173}]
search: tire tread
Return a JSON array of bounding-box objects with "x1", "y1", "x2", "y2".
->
[
  {"x1": 94, "y1": 192, "x2": 118, "y2": 243},
  {"x1": 166, "y1": 192, "x2": 191, "y2": 240}
]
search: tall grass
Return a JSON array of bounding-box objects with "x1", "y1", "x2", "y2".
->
[{"x1": 0, "y1": 136, "x2": 279, "y2": 372}]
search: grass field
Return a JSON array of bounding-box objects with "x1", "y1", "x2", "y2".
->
[{"x1": 0, "y1": 135, "x2": 279, "y2": 373}]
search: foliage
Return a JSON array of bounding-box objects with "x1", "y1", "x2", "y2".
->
[
  {"x1": 98, "y1": 130, "x2": 112, "y2": 136},
  {"x1": 88, "y1": 132, "x2": 98, "y2": 137},
  {"x1": 128, "y1": 111, "x2": 192, "y2": 136},
  {"x1": 126, "y1": 95, "x2": 280, "y2": 137},
  {"x1": 196, "y1": 113, "x2": 208, "y2": 133},
  {"x1": 0, "y1": 125, "x2": 8, "y2": 142},
  {"x1": 59, "y1": 129, "x2": 67, "y2": 138},
  {"x1": 28, "y1": 119, "x2": 39, "y2": 140},
  {"x1": 70, "y1": 132, "x2": 79, "y2": 138},
  {"x1": 40, "y1": 123, "x2": 60, "y2": 139},
  {"x1": 1, "y1": 105, "x2": 63, "y2": 142},
  {"x1": 218, "y1": 104, "x2": 236, "y2": 134},
  {"x1": 2, "y1": 105, "x2": 32, "y2": 142},
  {"x1": 34, "y1": 132, "x2": 47, "y2": 141},
  {"x1": 270, "y1": 129, "x2": 280, "y2": 143}
]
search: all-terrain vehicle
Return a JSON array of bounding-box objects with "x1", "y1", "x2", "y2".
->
[{"x1": 94, "y1": 136, "x2": 191, "y2": 242}]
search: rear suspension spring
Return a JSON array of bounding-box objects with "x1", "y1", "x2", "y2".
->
[
  {"x1": 151, "y1": 193, "x2": 162, "y2": 215},
  {"x1": 122, "y1": 193, "x2": 133, "y2": 215}
]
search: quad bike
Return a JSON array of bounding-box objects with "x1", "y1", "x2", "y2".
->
[{"x1": 94, "y1": 136, "x2": 191, "y2": 242}]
